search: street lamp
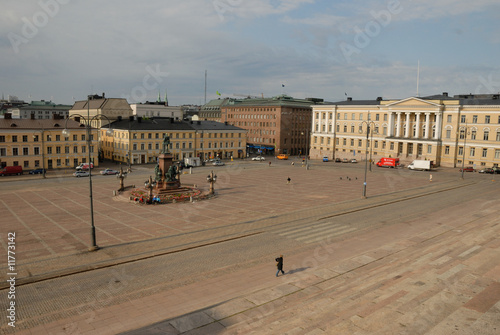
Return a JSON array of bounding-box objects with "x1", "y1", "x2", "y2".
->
[
  {"x1": 63, "y1": 111, "x2": 113, "y2": 252},
  {"x1": 301, "y1": 130, "x2": 310, "y2": 169},
  {"x1": 207, "y1": 170, "x2": 217, "y2": 195},
  {"x1": 33, "y1": 128, "x2": 46, "y2": 178},
  {"x1": 459, "y1": 122, "x2": 470, "y2": 180},
  {"x1": 359, "y1": 121, "x2": 376, "y2": 198}
]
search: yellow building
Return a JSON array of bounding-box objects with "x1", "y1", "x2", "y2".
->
[
  {"x1": 0, "y1": 114, "x2": 96, "y2": 171},
  {"x1": 100, "y1": 117, "x2": 246, "y2": 166},
  {"x1": 311, "y1": 93, "x2": 500, "y2": 168}
]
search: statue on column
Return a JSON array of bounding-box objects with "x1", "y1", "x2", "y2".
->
[{"x1": 162, "y1": 135, "x2": 171, "y2": 154}]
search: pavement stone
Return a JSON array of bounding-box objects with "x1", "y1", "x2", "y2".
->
[{"x1": 1, "y1": 160, "x2": 499, "y2": 334}]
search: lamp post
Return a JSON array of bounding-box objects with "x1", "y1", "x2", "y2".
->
[
  {"x1": 207, "y1": 170, "x2": 217, "y2": 195},
  {"x1": 459, "y1": 122, "x2": 470, "y2": 180},
  {"x1": 360, "y1": 121, "x2": 376, "y2": 198},
  {"x1": 63, "y1": 110, "x2": 112, "y2": 252},
  {"x1": 301, "y1": 129, "x2": 310, "y2": 169},
  {"x1": 33, "y1": 127, "x2": 46, "y2": 178}
]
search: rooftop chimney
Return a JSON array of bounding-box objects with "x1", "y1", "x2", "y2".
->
[
  {"x1": 443, "y1": 92, "x2": 448, "y2": 97},
  {"x1": 5, "y1": 113, "x2": 12, "y2": 119},
  {"x1": 347, "y1": 97, "x2": 352, "y2": 102}
]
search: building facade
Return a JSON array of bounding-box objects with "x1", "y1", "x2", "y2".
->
[
  {"x1": 310, "y1": 93, "x2": 500, "y2": 168},
  {"x1": 221, "y1": 95, "x2": 323, "y2": 156},
  {"x1": 130, "y1": 102, "x2": 183, "y2": 120},
  {"x1": 0, "y1": 113, "x2": 96, "y2": 170},
  {"x1": 8, "y1": 100, "x2": 71, "y2": 119},
  {"x1": 100, "y1": 118, "x2": 246, "y2": 165},
  {"x1": 70, "y1": 93, "x2": 132, "y2": 129}
]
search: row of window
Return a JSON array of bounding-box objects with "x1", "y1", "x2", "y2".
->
[
  {"x1": 0, "y1": 145, "x2": 94, "y2": 156},
  {"x1": 445, "y1": 146, "x2": 500, "y2": 159},
  {"x1": 12, "y1": 158, "x2": 81, "y2": 169},
  {"x1": 0, "y1": 134, "x2": 91, "y2": 143}
]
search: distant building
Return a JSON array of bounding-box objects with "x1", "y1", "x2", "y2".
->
[
  {"x1": 130, "y1": 102, "x2": 183, "y2": 120},
  {"x1": 0, "y1": 113, "x2": 95, "y2": 170},
  {"x1": 221, "y1": 95, "x2": 326, "y2": 156},
  {"x1": 199, "y1": 98, "x2": 230, "y2": 121},
  {"x1": 310, "y1": 93, "x2": 500, "y2": 168},
  {"x1": 100, "y1": 117, "x2": 246, "y2": 165},
  {"x1": 70, "y1": 93, "x2": 132, "y2": 129},
  {"x1": 7, "y1": 100, "x2": 71, "y2": 119}
]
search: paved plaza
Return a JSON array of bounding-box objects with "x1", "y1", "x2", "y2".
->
[{"x1": 0, "y1": 159, "x2": 499, "y2": 334}]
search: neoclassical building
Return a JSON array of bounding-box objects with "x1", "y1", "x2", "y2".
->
[{"x1": 310, "y1": 93, "x2": 500, "y2": 168}]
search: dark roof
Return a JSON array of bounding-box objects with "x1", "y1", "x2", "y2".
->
[
  {"x1": 224, "y1": 95, "x2": 325, "y2": 108},
  {"x1": 0, "y1": 118, "x2": 85, "y2": 130},
  {"x1": 105, "y1": 118, "x2": 245, "y2": 132}
]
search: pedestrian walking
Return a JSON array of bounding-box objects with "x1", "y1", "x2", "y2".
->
[
  {"x1": 287, "y1": 177, "x2": 291, "y2": 184},
  {"x1": 275, "y1": 255, "x2": 285, "y2": 277},
  {"x1": 269, "y1": 161, "x2": 271, "y2": 167}
]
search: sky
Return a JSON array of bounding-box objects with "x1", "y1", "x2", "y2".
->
[{"x1": 1, "y1": 0, "x2": 500, "y2": 106}]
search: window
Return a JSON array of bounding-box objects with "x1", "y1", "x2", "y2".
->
[
  {"x1": 427, "y1": 145, "x2": 432, "y2": 154},
  {"x1": 73, "y1": 135, "x2": 78, "y2": 141},
  {"x1": 496, "y1": 131, "x2": 500, "y2": 141},
  {"x1": 56, "y1": 146, "x2": 61, "y2": 154},
  {"x1": 350, "y1": 139, "x2": 354, "y2": 146},
  {"x1": 459, "y1": 129, "x2": 465, "y2": 140},
  {"x1": 56, "y1": 135, "x2": 60, "y2": 141},
  {"x1": 47, "y1": 147, "x2": 52, "y2": 154},
  {"x1": 351, "y1": 125, "x2": 355, "y2": 133},
  {"x1": 82, "y1": 146, "x2": 86, "y2": 153},
  {"x1": 0, "y1": 136, "x2": 5, "y2": 142},
  {"x1": 34, "y1": 147, "x2": 40, "y2": 155},
  {"x1": 446, "y1": 130, "x2": 451, "y2": 139},
  {"x1": 23, "y1": 135, "x2": 28, "y2": 142},
  {"x1": 482, "y1": 148, "x2": 488, "y2": 158},
  {"x1": 447, "y1": 115, "x2": 452, "y2": 123},
  {"x1": 472, "y1": 115, "x2": 478, "y2": 123},
  {"x1": 376, "y1": 114, "x2": 380, "y2": 121},
  {"x1": 358, "y1": 140, "x2": 362, "y2": 147},
  {"x1": 343, "y1": 125, "x2": 347, "y2": 132},
  {"x1": 65, "y1": 146, "x2": 70, "y2": 154},
  {"x1": 73, "y1": 146, "x2": 78, "y2": 153},
  {"x1": 23, "y1": 148, "x2": 28, "y2": 155},
  {"x1": 445, "y1": 146, "x2": 450, "y2": 155},
  {"x1": 384, "y1": 114, "x2": 387, "y2": 121},
  {"x1": 343, "y1": 138, "x2": 346, "y2": 145},
  {"x1": 12, "y1": 136, "x2": 18, "y2": 142},
  {"x1": 485, "y1": 115, "x2": 490, "y2": 124},
  {"x1": 484, "y1": 131, "x2": 489, "y2": 141},
  {"x1": 470, "y1": 147, "x2": 475, "y2": 156},
  {"x1": 471, "y1": 130, "x2": 476, "y2": 140},
  {"x1": 495, "y1": 149, "x2": 500, "y2": 159},
  {"x1": 351, "y1": 113, "x2": 355, "y2": 120},
  {"x1": 461, "y1": 115, "x2": 466, "y2": 123},
  {"x1": 359, "y1": 114, "x2": 363, "y2": 121}
]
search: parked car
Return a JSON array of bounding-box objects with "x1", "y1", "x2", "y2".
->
[
  {"x1": 335, "y1": 158, "x2": 341, "y2": 163},
  {"x1": 29, "y1": 168, "x2": 46, "y2": 175},
  {"x1": 100, "y1": 168, "x2": 119, "y2": 175},
  {"x1": 212, "y1": 161, "x2": 225, "y2": 166},
  {"x1": 350, "y1": 159, "x2": 358, "y2": 163},
  {"x1": 252, "y1": 156, "x2": 265, "y2": 161},
  {"x1": 342, "y1": 158, "x2": 349, "y2": 163},
  {"x1": 322, "y1": 156, "x2": 329, "y2": 162},
  {"x1": 73, "y1": 170, "x2": 90, "y2": 177},
  {"x1": 277, "y1": 154, "x2": 289, "y2": 160},
  {"x1": 479, "y1": 168, "x2": 494, "y2": 174},
  {"x1": 0, "y1": 166, "x2": 23, "y2": 176},
  {"x1": 459, "y1": 166, "x2": 475, "y2": 172}
]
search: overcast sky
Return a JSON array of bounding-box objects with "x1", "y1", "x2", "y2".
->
[{"x1": 1, "y1": 0, "x2": 500, "y2": 105}]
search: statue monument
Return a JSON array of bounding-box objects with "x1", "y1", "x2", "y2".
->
[{"x1": 156, "y1": 135, "x2": 180, "y2": 191}]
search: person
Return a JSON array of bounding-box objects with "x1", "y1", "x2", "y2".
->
[
  {"x1": 275, "y1": 255, "x2": 284, "y2": 277},
  {"x1": 269, "y1": 161, "x2": 271, "y2": 167},
  {"x1": 287, "y1": 177, "x2": 291, "y2": 184}
]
